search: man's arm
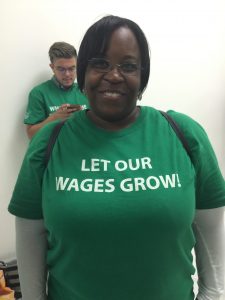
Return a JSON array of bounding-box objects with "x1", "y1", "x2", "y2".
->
[{"x1": 26, "y1": 104, "x2": 82, "y2": 139}]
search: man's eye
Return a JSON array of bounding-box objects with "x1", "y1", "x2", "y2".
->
[
  {"x1": 57, "y1": 67, "x2": 65, "y2": 72},
  {"x1": 69, "y1": 67, "x2": 76, "y2": 72}
]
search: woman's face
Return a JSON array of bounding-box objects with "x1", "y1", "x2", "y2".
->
[{"x1": 84, "y1": 27, "x2": 141, "y2": 124}]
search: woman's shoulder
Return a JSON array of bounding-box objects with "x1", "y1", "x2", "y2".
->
[
  {"x1": 143, "y1": 106, "x2": 211, "y2": 152},
  {"x1": 165, "y1": 110, "x2": 217, "y2": 166},
  {"x1": 166, "y1": 109, "x2": 200, "y2": 125},
  {"x1": 143, "y1": 106, "x2": 205, "y2": 131},
  {"x1": 27, "y1": 120, "x2": 61, "y2": 157},
  {"x1": 166, "y1": 110, "x2": 208, "y2": 139}
]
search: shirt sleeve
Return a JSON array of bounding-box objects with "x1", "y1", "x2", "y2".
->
[
  {"x1": 8, "y1": 121, "x2": 59, "y2": 219},
  {"x1": 167, "y1": 110, "x2": 225, "y2": 209},
  {"x1": 24, "y1": 88, "x2": 48, "y2": 125},
  {"x1": 193, "y1": 207, "x2": 225, "y2": 300}
]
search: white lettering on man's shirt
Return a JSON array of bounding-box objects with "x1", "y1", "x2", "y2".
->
[{"x1": 49, "y1": 106, "x2": 60, "y2": 112}]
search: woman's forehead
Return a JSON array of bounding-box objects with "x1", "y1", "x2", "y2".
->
[{"x1": 104, "y1": 27, "x2": 141, "y2": 59}]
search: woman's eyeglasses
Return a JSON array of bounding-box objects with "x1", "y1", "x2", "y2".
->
[{"x1": 88, "y1": 58, "x2": 142, "y2": 76}]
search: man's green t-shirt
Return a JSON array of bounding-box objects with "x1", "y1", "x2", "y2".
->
[
  {"x1": 24, "y1": 78, "x2": 89, "y2": 124},
  {"x1": 9, "y1": 106, "x2": 225, "y2": 300}
]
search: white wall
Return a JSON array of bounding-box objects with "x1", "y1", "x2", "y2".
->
[{"x1": 1, "y1": 0, "x2": 225, "y2": 258}]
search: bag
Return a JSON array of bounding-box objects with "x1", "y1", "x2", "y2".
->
[
  {"x1": 0, "y1": 260, "x2": 21, "y2": 300},
  {"x1": 0, "y1": 270, "x2": 14, "y2": 299},
  {"x1": 44, "y1": 119, "x2": 66, "y2": 165},
  {"x1": 44, "y1": 111, "x2": 193, "y2": 166},
  {"x1": 159, "y1": 110, "x2": 192, "y2": 159}
]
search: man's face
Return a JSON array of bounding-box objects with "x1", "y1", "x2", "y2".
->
[{"x1": 50, "y1": 57, "x2": 76, "y2": 88}]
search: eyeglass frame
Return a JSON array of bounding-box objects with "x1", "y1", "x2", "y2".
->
[
  {"x1": 54, "y1": 66, "x2": 76, "y2": 74},
  {"x1": 87, "y1": 57, "x2": 143, "y2": 76}
]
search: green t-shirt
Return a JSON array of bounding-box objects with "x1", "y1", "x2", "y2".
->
[
  {"x1": 24, "y1": 79, "x2": 89, "y2": 124},
  {"x1": 9, "y1": 106, "x2": 225, "y2": 300}
]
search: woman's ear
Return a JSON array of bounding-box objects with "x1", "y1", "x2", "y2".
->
[{"x1": 137, "y1": 91, "x2": 142, "y2": 100}]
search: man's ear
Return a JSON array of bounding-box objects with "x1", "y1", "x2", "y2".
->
[{"x1": 49, "y1": 63, "x2": 54, "y2": 71}]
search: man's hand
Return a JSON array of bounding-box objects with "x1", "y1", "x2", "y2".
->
[
  {"x1": 26, "y1": 103, "x2": 83, "y2": 139},
  {"x1": 51, "y1": 103, "x2": 83, "y2": 121}
]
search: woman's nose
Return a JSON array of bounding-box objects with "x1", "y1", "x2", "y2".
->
[{"x1": 103, "y1": 66, "x2": 124, "y2": 82}]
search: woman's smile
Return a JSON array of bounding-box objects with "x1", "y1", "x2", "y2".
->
[{"x1": 99, "y1": 89, "x2": 126, "y2": 100}]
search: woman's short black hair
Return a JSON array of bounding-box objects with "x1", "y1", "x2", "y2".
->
[{"x1": 77, "y1": 15, "x2": 150, "y2": 94}]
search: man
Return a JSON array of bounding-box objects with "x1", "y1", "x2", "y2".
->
[{"x1": 24, "y1": 42, "x2": 88, "y2": 139}]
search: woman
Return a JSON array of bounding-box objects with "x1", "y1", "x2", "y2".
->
[{"x1": 9, "y1": 15, "x2": 225, "y2": 300}]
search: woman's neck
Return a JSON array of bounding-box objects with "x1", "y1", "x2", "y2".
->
[{"x1": 87, "y1": 106, "x2": 141, "y2": 131}]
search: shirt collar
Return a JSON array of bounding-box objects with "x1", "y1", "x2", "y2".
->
[{"x1": 51, "y1": 76, "x2": 75, "y2": 90}]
